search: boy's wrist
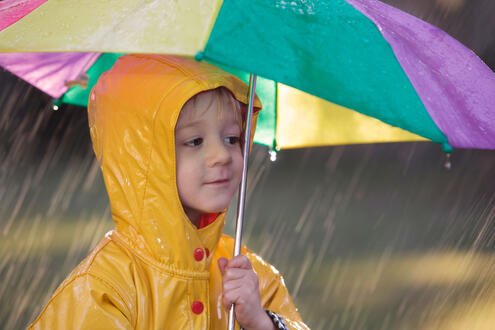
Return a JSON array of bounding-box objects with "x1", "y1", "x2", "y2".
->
[
  {"x1": 243, "y1": 309, "x2": 278, "y2": 330},
  {"x1": 260, "y1": 311, "x2": 277, "y2": 330},
  {"x1": 243, "y1": 311, "x2": 276, "y2": 330}
]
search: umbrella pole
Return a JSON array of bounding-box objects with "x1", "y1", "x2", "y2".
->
[{"x1": 228, "y1": 74, "x2": 257, "y2": 330}]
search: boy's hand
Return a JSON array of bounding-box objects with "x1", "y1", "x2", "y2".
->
[{"x1": 218, "y1": 255, "x2": 276, "y2": 330}]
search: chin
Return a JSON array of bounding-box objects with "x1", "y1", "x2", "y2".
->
[
  {"x1": 203, "y1": 194, "x2": 234, "y2": 212},
  {"x1": 204, "y1": 201, "x2": 230, "y2": 213},
  {"x1": 207, "y1": 205, "x2": 229, "y2": 213}
]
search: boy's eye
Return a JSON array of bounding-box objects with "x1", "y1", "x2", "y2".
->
[
  {"x1": 225, "y1": 136, "x2": 240, "y2": 144},
  {"x1": 185, "y1": 137, "x2": 203, "y2": 147}
]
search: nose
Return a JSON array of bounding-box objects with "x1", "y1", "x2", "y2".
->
[{"x1": 206, "y1": 139, "x2": 231, "y2": 167}]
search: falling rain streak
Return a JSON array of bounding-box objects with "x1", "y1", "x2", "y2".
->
[
  {"x1": 0, "y1": 71, "x2": 112, "y2": 328},
  {"x1": 1, "y1": 1, "x2": 495, "y2": 329}
]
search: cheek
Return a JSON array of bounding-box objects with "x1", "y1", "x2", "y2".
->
[{"x1": 176, "y1": 152, "x2": 197, "y2": 190}]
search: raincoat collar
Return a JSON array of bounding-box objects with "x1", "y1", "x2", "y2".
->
[{"x1": 88, "y1": 54, "x2": 261, "y2": 273}]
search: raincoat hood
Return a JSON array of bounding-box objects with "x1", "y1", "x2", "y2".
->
[{"x1": 88, "y1": 54, "x2": 261, "y2": 271}]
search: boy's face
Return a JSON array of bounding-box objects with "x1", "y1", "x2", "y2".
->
[{"x1": 175, "y1": 91, "x2": 243, "y2": 223}]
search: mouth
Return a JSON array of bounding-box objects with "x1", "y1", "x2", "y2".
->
[{"x1": 205, "y1": 178, "x2": 230, "y2": 186}]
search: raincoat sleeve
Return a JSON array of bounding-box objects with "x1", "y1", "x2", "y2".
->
[
  {"x1": 246, "y1": 251, "x2": 310, "y2": 330},
  {"x1": 29, "y1": 273, "x2": 134, "y2": 329}
]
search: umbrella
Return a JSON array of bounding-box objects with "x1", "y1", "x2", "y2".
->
[
  {"x1": 1, "y1": 0, "x2": 495, "y2": 327},
  {"x1": 2, "y1": 0, "x2": 494, "y2": 153}
]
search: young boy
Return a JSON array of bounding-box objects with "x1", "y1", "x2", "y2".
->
[{"x1": 29, "y1": 54, "x2": 308, "y2": 329}]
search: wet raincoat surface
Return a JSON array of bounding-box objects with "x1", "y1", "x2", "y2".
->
[{"x1": 29, "y1": 55, "x2": 308, "y2": 329}]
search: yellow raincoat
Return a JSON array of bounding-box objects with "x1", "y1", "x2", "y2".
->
[{"x1": 29, "y1": 55, "x2": 308, "y2": 329}]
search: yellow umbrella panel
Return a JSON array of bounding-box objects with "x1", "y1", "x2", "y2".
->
[
  {"x1": 277, "y1": 84, "x2": 426, "y2": 149},
  {"x1": 0, "y1": 0, "x2": 222, "y2": 54}
]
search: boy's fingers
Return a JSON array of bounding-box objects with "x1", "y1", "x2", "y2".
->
[
  {"x1": 223, "y1": 281, "x2": 244, "y2": 294},
  {"x1": 223, "y1": 268, "x2": 250, "y2": 282},
  {"x1": 223, "y1": 277, "x2": 249, "y2": 292},
  {"x1": 222, "y1": 287, "x2": 245, "y2": 311},
  {"x1": 217, "y1": 257, "x2": 228, "y2": 276},
  {"x1": 226, "y1": 255, "x2": 252, "y2": 270}
]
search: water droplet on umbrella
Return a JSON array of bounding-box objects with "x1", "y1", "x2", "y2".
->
[{"x1": 269, "y1": 150, "x2": 277, "y2": 162}]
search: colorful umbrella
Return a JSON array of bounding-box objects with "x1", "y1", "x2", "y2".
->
[{"x1": 1, "y1": 0, "x2": 494, "y2": 154}]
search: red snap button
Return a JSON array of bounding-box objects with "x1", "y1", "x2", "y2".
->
[
  {"x1": 192, "y1": 301, "x2": 204, "y2": 314},
  {"x1": 194, "y1": 248, "x2": 204, "y2": 261},
  {"x1": 205, "y1": 248, "x2": 210, "y2": 258}
]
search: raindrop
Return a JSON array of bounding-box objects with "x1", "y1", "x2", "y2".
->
[
  {"x1": 269, "y1": 149, "x2": 277, "y2": 162},
  {"x1": 444, "y1": 153, "x2": 452, "y2": 170}
]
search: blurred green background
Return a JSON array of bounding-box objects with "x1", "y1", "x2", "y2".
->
[{"x1": 1, "y1": 1, "x2": 495, "y2": 329}]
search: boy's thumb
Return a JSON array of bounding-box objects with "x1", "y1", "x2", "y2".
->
[{"x1": 217, "y1": 257, "x2": 228, "y2": 276}]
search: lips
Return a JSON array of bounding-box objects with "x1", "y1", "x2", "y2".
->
[{"x1": 205, "y1": 178, "x2": 230, "y2": 185}]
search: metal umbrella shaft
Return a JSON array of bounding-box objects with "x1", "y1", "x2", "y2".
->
[{"x1": 228, "y1": 74, "x2": 257, "y2": 330}]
